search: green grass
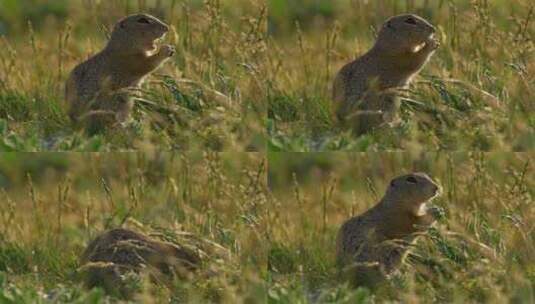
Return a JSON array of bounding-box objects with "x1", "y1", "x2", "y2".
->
[
  {"x1": 266, "y1": 152, "x2": 534, "y2": 302},
  {"x1": 0, "y1": 1, "x2": 533, "y2": 303},
  {"x1": 0, "y1": 0, "x2": 267, "y2": 151},
  {"x1": 0, "y1": 154, "x2": 533, "y2": 303},
  {"x1": 0, "y1": 153, "x2": 268, "y2": 302},
  {"x1": 267, "y1": 0, "x2": 534, "y2": 151}
]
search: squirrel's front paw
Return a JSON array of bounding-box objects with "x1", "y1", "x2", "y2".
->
[
  {"x1": 428, "y1": 206, "x2": 445, "y2": 220},
  {"x1": 426, "y1": 37, "x2": 440, "y2": 50},
  {"x1": 160, "y1": 44, "x2": 176, "y2": 57}
]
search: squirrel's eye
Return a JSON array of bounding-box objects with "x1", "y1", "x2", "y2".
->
[
  {"x1": 406, "y1": 176, "x2": 418, "y2": 184},
  {"x1": 137, "y1": 17, "x2": 151, "y2": 24},
  {"x1": 390, "y1": 180, "x2": 396, "y2": 187},
  {"x1": 405, "y1": 17, "x2": 417, "y2": 25}
]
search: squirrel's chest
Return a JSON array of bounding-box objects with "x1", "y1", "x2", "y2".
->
[
  {"x1": 105, "y1": 72, "x2": 146, "y2": 90},
  {"x1": 375, "y1": 71, "x2": 413, "y2": 89}
]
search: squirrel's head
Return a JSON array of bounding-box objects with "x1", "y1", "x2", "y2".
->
[
  {"x1": 384, "y1": 172, "x2": 440, "y2": 215},
  {"x1": 375, "y1": 14, "x2": 436, "y2": 54},
  {"x1": 110, "y1": 14, "x2": 169, "y2": 54}
]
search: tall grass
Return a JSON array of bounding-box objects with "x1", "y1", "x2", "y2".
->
[
  {"x1": 0, "y1": 152, "x2": 268, "y2": 302},
  {"x1": 267, "y1": 152, "x2": 533, "y2": 302},
  {"x1": 0, "y1": 1, "x2": 533, "y2": 303},
  {"x1": 0, "y1": 152, "x2": 532, "y2": 302},
  {"x1": 0, "y1": 0, "x2": 267, "y2": 151},
  {"x1": 267, "y1": 0, "x2": 534, "y2": 151}
]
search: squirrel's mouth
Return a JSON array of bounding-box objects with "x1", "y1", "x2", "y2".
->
[
  {"x1": 412, "y1": 33, "x2": 436, "y2": 53},
  {"x1": 145, "y1": 42, "x2": 157, "y2": 53},
  {"x1": 412, "y1": 41, "x2": 427, "y2": 53},
  {"x1": 155, "y1": 32, "x2": 167, "y2": 43},
  {"x1": 432, "y1": 184, "x2": 442, "y2": 197},
  {"x1": 413, "y1": 202, "x2": 428, "y2": 216},
  {"x1": 146, "y1": 34, "x2": 167, "y2": 52}
]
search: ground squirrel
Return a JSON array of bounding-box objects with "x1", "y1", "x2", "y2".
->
[
  {"x1": 65, "y1": 13, "x2": 175, "y2": 133},
  {"x1": 336, "y1": 172, "x2": 441, "y2": 287},
  {"x1": 79, "y1": 228, "x2": 200, "y2": 296},
  {"x1": 333, "y1": 14, "x2": 439, "y2": 135}
]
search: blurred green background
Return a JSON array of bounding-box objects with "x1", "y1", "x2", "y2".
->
[
  {"x1": 268, "y1": 0, "x2": 523, "y2": 36},
  {"x1": 268, "y1": 152, "x2": 532, "y2": 198},
  {"x1": 0, "y1": 0, "x2": 255, "y2": 36}
]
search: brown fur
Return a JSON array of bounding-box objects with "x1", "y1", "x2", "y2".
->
[
  {"x1": 65, "y1": 13, "x2": 175, "y2": 133},
  {"x1": 79, "y1": 228, "x2": 200, "y2": 296},
  {"x1": 336, "y1": 173, "x2": 441, "y2": 287},
  {"x1": 333, "y1": 14, "x2": 439, "y2": 135}
]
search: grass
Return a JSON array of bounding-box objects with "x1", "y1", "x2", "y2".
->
[
  {"x1": 266, "y1": 152, "x2": 534, "y2": 302},
  {"x1": 0, "y1": 1, "x2": 533, "y2": 303},
  {"x1": 267, "y1": 0, "x2": 534, "y2": 151},
  {"x1": 0, "y1": 0, "x2": 267, "y2": 151},
  {"x1": 0, "y1": 152, "x2": 532, "y2": 302},
  {"x1": 0, "y1": 153, "x2": 269, "y2": 302}
]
